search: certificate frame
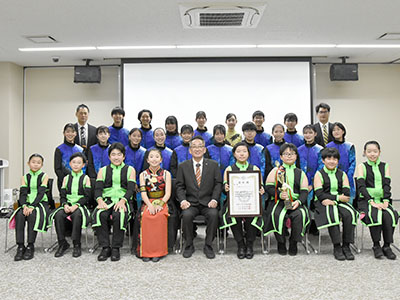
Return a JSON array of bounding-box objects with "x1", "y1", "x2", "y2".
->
[{"x1": 227, "y1": 170, "x2": 262, "y2": 217}]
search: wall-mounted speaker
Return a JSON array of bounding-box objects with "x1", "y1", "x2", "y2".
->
[
  {"x1": 74, "y1": 66, "x2": 101, "y2": 83},
  {"x1": 330, "y1": 63, "x2": 358, "y2": 81}
]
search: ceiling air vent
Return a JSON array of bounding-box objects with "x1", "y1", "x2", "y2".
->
[
  {"x1": 25, "y1": 35, "x2": 58, "y2": 44},
  {"x1": 180, "y1": 4, "x2": 265, "y2": 28}
]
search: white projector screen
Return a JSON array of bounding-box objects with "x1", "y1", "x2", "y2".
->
[{"x1": 123, "y1": 60, "x2": 312, "y2": 136}]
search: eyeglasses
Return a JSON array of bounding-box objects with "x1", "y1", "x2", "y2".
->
[
  {"x1": 318, "y1": 110, "x2": 329, "y2": 114},
  {"x1": 282, "y1": 152, "x2": 296, "y2": 157}
]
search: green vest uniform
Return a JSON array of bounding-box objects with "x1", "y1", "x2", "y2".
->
[
  {"x1": 357, "y1": 159, "x2": 398, "y2": 227},
  {"x1": 314, "y1": 167, "x2": 358, "y2": 230},
  {"x1": 264, "y1": 163, "x2": 310, "y2": 237}
]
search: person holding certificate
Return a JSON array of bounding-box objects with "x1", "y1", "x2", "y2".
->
[
  {"x1": 264, "y1": 143, "x2": 310, "y2": 256},
  {"x1": 221, "y1": 142, "x2": 265, "y2": 259}
]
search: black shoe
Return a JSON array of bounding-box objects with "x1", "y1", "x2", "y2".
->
[
  {"x1": 14, "y1": 246, "x2": 25, "y2": 261},
  {"x1": 342, "y1": 246, "x2": 354, "y2": 260},
  {"x1": 203, "y1": 245, "x2": 215, "y2": 259},
  {"x1": 183, "y1": 245, "x2": 194, "y2": 258},
  {"x1": 111, "y1": 248, "x2": 120, "y2": 261},
  {"x1": 54, "y1": 242, "x2": 70, "y2": 258},
  {"x1": 142, "y1": 257, "x2": 151, "y2": 262},
  {"x1": 72, "y1": 244, "x2": 81, "y2": 258},
  {"x1": 23, "y1": 245, "x2": 34, "y2": 260},
  {"x1": 152, "y1": 257, "x2": 161, "y2": 262},
  {"x1": 333, "y1": 246, "x2": 345, "y2": 261},
  {"x1": 382, "y1": 246, "x2": 397, "y2": 260},
  {"x1": 237, "y1": 246, "x2": 246, "y2": 259},
  {"x1": 289, "y1": 241, "x2": 298, "y2": 256},
  {"x1": 277, "y1": 242, "x2": 287, "y2": 255},
  {"x1": 97, "y1": 247, "x2": 111, "y2": 261},
  {"x1": 372, "y1": 246, "x2": 384, "y2": 259},
  {"x1": 245, "y1": 246, "x2": 254, "y2": 259},
  {"x1": 309, "y1": 220, "x2": 319, "y2": 236}
]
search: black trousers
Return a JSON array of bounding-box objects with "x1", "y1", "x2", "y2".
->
[
  {"x1": 274, "y1": 209, "x2": 304, "y2": 244},
  {"x1": 54, "y1": 209, "x2": 83, "y2": 244},
  {"x1": 181, "y1": 205, "x2": 218, "y2": 247},
  {"x1": 369, "y1": 210, "x2": 394, "y2": 244},
  {"x1": 231, "y1": 217, "x2": 257, "y2": 247},
  {"x1": 328, "y1": 206, "x2": 355, "y2": 245},
  {"x1": 96, "y1": 209, "x2": 125, "y2": 248},
  {"x1": 15, "y1": 209, "x2": 38, "y2": 245}
]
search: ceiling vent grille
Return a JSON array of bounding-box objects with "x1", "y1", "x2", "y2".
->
[
  {"x1": 25, "y1": 35, "x2": 58, "y2": 44},
  {"x1": 180, "y1": 4, "x2": 265, "y2": 28},
  {"x1": 377, "y1": 33, "x2": 400, "y2": 40}
]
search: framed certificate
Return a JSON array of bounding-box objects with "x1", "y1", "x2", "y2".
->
[{"x1": 227, "y1": 170, "x2": 262, "y2": 217}]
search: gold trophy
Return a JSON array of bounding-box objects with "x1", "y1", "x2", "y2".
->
[{"x1": 276, "y1": 165, "x2": 293, "y2": 210}]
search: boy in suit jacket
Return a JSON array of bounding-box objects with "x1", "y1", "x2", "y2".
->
[{"x1": 176, "y1": 136, "x2": 222, "y2": 259}]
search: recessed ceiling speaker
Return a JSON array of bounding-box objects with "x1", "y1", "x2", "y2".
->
[{"x1": 330, "y1": 63, "x2": 358, "y2": 81}]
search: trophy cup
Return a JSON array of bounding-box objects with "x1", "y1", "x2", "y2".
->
[{"x1": 276, "y1": 165, "x2": 293, "y2": 210}]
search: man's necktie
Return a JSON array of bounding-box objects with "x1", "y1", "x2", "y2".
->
[
  {"x1": 80, "y1": 126, "x2": 86, "y2": 147},
  {"x1": 195, "y1": 163, "x2": 201, "y2": 187},
  {"x1": 323, "y1": 124, "x2": 328, "y2": 146}
]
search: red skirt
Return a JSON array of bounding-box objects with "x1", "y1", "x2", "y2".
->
[{"x1": 139, "y1": 199, "x2": 168, "y2": 258}]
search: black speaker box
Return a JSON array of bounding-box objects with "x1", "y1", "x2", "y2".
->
[
  {"x1": 330, "y1": 64, "x2": 358, "y2": 81},
  {"x1": 74, "y1": 66, "x2": 101, "y2": 83}
]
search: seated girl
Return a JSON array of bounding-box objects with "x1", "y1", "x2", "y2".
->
[
  {"x1": 314, "y1": 147, "x2": 358, "y2": 261},
  {"x1": 49, "y1": 152, "x2": 91, "y2": 258},
  {"x1": 135, "y1": 149, "x2": 171, "y2": 262},
  {"x1": 264, "y1": 143, "x2": 309, "y2": 256},
  {"x1": 220, "y1": 142, "x2": 264, "y2": 259},
  {"x1": 92, "y1": 142, "x2": 136, "y2": 262},
  {"x1": 11, "y1": 154, "x2": 49, "y2": 261},
  {"x1": 356, "y1": 141, "x2": 398, "y2": 260}
]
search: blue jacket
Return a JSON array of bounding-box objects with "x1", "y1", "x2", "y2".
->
[
  {"x1": 255, "y1": 128, "x2": 273, "y2": 148},
  {"x1": 326, "y1": 140, "x2": 356, "y2": 199},
  {"x1": 87, "y1": 143, "x2": 110, "y2": 179},
  {"x1": 108, "y1": 125, "x2": 129, "y2": 146},
  {"x1": 264, "y1": 141, "x2": 285, "y2": 179},
  {"x1": 165, "y1": 132, "x2": 182, "y2": 150},
  {"x1": 298, "y1": 142, "x2": 323, "y2": 186},
  {"x1": 142, "y1": 145, "x2": 174, "y2": 173},
  {"x1": 207, "y1": 143, "x2": 235, "y2": 178},
  {"x1": 284, "y1": 131, "x2": 305, "y2": 148},
  {"x1": 244, "y1": 141, "x2": 265, "y2": 179},
  {"x1": 139, "y1": 127, "x2": 155, "y2": 149},
  {"x1": 194, "y1": 128, "x2": 213, "y2": 147},
  {"x1": 125, "y1": 144, "x2": 146, "y2": 183}
]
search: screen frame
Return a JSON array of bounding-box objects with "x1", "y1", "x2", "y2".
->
[{"x1": 121, "y1": 56, "x2": 314, "y2": 124}]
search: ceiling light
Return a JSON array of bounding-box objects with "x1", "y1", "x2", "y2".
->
[
  {"x1": 337, "y1": 44, "x2": 400, "y2": 48},
  {"x1": 97, "y1": 45, "x2": 176, "y2": 50},
  {"x1": 177, "y1": 45, "x2": 257, "y2": 49},
  {"x1": 18, "y1": 46, "x2": 96, "y2": 52},
  {"x1": 257, "y1": 44, "x2": 336, "y2": 48}
]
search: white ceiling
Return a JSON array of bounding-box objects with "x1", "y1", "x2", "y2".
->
[{"x1": 1, "y1": 0, "x2": 400, "y2": 66}]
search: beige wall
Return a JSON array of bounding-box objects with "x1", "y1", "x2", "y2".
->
[
  {"x1": 2, "y1": 63, "x2": 400, "y2": 200},
  {"x1": 0, "y1": 62, "x2": 23, "y2": 188},
  {"x1": 24, "y1": 66, "x2": 120, "y2": 190},
  {"x1": 314, "y1": 64, "x2": 400, "y2": 198}
]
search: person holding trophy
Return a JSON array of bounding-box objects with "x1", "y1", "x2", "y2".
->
[{"x1": 264, "y1": 143, "x2": 310, "y2": 256}]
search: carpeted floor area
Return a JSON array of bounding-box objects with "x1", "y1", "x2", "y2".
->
[{"x1": 1, "y1": 208, "x2": 400, "y2": 300}]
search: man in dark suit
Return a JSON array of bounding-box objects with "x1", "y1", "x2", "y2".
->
[
  {"x1": 176, "y1": 136, "x2": 222, "y2": 259},
  {"x1": 313, "y1": 102, "x2": 334, "y2": 147},
  {"x1": 74, "y1": 104, "x2": 97, "y2": 156}
]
